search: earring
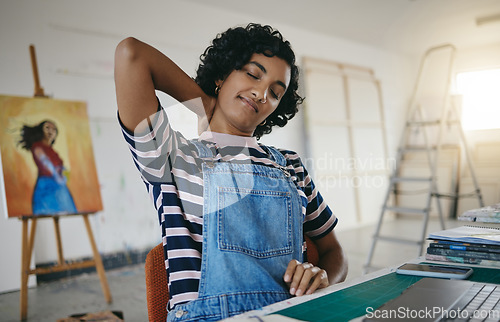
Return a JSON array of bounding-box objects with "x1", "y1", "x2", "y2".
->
[
  {"x1": 215, "y1": 85, "x2": 220, "y2": 95},
  {"x1": 260, "y1": 119, "x2": 267, "y2": 126}
]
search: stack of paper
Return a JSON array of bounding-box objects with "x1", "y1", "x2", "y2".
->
[
  {"x1": 459, "y1": 203, "x2": 500, "y2": 223},
  {"x1": 426, "y1": 225, "x2": 500, "y2": 267}
]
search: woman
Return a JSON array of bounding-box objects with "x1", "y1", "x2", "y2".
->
[
  {"x1": 115, "y1": 23, "x2": 347, "y2": 321},
  {"x1": 19, "y1": 120, "x2": 77, "y2": 215}
]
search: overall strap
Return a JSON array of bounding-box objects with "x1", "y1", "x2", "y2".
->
[
  {"x1": 264, "y1": 145, "x2": 287, "y2": 167},
  {"x1": 190, "y1": 139, "x2": 214, "y2": 159}
]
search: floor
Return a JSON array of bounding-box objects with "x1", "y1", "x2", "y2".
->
[{"x1": 0, "y1": 217, "x2": 462, "y2": 322}]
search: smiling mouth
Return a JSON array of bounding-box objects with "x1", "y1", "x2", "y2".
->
[{"x1": 239, "y1": 96, "x2": 258, "y2": 113}]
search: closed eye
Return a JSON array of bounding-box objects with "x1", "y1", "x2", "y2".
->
[
  {"x1": 270, "y1": 89, "x2": 281, "y2": 100},
  {"x1": 247, "y1": 72, "x2": 259, "y2": 79}
]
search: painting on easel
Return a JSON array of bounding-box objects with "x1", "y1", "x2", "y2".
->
[{"x1": 0, "y1": 95, "x2": 103, "y2": 217}]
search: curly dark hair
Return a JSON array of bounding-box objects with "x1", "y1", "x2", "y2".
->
[
  {"x1": 195, "y1": 23, "x2": 304, "y2": 139},
  {"x1": 18, "y1": 120, "x2": 58, "y2": 150}
]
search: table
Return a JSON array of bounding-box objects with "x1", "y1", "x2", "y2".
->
[{"x1": 230, "y1": 261, "x2": 500, "y2": 321}]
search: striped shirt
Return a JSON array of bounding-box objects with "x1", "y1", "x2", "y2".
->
[{"x1": 119, "y1": 103, "x2": 337, "y2": 309}]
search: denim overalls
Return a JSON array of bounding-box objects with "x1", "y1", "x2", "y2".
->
[{"x1": 167, "y1": 140, "x2": 306, "y2": 321}]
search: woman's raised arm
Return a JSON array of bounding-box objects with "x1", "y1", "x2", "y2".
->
[{"x1": 114, "y1": 37, "x2": 214, "y2": 132}]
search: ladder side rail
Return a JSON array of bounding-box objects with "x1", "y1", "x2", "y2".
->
[
  {"x1": 451, "y1": 103, "x2": 485, "y2": 207},
  {"x1": 418, "y1": 103, "x2": 446, "y2": 230},
  {"x1": 415, "y1": 105, "x2": 443, "y2": 252},
  {"x1": 431, "y1": 45, "x2": 456, "y2": 228}
]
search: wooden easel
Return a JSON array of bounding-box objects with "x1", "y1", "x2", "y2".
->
[{"x1": 19, "y1": 45, "x2": 112, "y2": 321}]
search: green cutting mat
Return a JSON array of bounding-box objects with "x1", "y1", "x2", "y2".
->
[{"x1": 275, "y1": 264, "x2": 500, "y2": 322}]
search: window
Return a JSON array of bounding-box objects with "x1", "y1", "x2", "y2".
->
[{"x1": 455, "y1": 68, "x2": 500, "y2": 130}]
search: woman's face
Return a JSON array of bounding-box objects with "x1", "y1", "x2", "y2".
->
[
  {"x1": 210, "y1": 53, "x2": 291, "y2": 136},
  {"x1": 42, "y1": 122, "x2": 58, "y2": 144}
]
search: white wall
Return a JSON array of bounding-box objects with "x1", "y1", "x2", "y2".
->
[
  {"x1": 0, "y1": 0, "x2": 414, "y2": 292},
  {"x1": 454, "y1": 43, "x2": 500, "y2": 214}
]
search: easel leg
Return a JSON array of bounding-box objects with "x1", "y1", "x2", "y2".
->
[
  {"x1": 53, "y1": 217, "x2": 65, "y2": 265},
  {"x1": 83, "y1": 214, "x2": 112, "y2": 303},
  {"x1": 20, "y1": 217, "x2": 37, "y2": 321},
  {"x1": 20, "y1": 218, "x2": 29, "y2": 320},
  {"x1": 28, "y1": 218, "x2": 37, "y2": 262}
]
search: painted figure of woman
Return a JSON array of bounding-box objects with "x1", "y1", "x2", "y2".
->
[{"x1": 19, "y1": 120, "x2": 77, "y2": 215}]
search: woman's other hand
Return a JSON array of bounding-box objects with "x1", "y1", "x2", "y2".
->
[{"x1": 283, "y1": 259, "x2": 329, "y2": 296}]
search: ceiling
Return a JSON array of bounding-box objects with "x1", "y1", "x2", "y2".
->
[{"x1": 187, "y1": 0, "x2": 500, "y2": 55}]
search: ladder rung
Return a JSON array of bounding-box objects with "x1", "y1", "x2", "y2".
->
[
  {"x1": 399, "y1": 146, "x2": 437, "y2": 152},
  {"x1": 432, "y1": 192, "x2": 479, "y2": 199},
  {"x1": 407, "y1": 120, "x2": 440, "y2": 126},
  {"x1": 400, "y1": 144, "x2": 461, "y2": 152},
  {"x1": 375, "y1": 235, "x2": 424, "y2": 245},
  {"x1": 433, "y1": 192, "x2": 458, "y2": 198},
  {"x1": 385, "y1": 206, "x2": 428, "y2": 215},
  {"x1": 406, "y1": 120, "x2": 459, "y2": 127},
  {"x1": 391, "y1": 176, "x2": 432, "y2": 183}
]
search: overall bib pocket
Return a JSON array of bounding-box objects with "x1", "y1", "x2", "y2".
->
[{"x1": 217, "y1": 186, "x2": 293, "y2": 258}]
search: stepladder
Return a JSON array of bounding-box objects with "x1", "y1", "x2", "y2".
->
[{"x1": 364, "y1": 44, "x2": 484, "y2": 272}]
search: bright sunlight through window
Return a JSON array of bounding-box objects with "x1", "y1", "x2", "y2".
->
[{"x1": 456, "y1": 68, "x2": 500, "y2": 131}]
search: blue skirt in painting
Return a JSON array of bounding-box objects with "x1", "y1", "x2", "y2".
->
[{"x1": 32, "y1": 176, "x2": 77, "y2": 215}]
